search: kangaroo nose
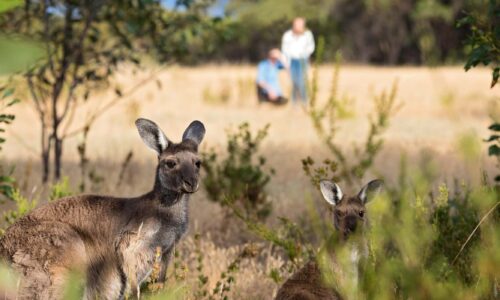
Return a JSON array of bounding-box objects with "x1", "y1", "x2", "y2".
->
[
  {"x1": 182, "y1": 178, "x2": 198, "y2": 192},
  {"x1": 346, "y1": 217, "x2": 357, "y2": 232}
]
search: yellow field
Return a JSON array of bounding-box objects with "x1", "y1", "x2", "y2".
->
[{"x1": 2, "y1": 64, "x2": 499, "y2": 298}]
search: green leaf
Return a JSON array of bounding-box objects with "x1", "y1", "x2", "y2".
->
[
  {"x1": 0, "y1": 0, "x2": 22, "y2": 13},
  {"x1": 488, "y1": 123, "x2": 500, "y2": 131},
  {"x1": 485, "y1": 134, "x2": 500, "y2": 142},
  {"x1": 2, "y1": 88, "x2": 14, "y2": 99},
  {"x1": 7, "y1": 99, "x2": 20, "y2": 107},
  {"x1": 491, "y1": 67, "x2": 499, "y2": 88},
  {"x1": 488, "y1": 144, "x2": 500, "y2": 156}
]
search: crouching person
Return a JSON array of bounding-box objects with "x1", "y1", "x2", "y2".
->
[{"x1": 256, "y1": 48, "x2": 288, "y2": 105}]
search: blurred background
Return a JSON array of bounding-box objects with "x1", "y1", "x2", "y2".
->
[{"x1": 0, "y1": 0, "x2": 499, "y2": 299}]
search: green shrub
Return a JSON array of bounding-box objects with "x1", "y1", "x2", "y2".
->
[
  {"x1": 201, "y1": 122, "x2": 274, "y2": 220},
  {"x1": 0, "y1": 85, "x2": 18, "y2": 200},
  {"x1": 459, "y1": 0, "x2": 500, "y2": 88},
  {"x1": 49, "y1": 177, "x2": 74, "y2": 202},
  {"x1": 231, "y1": 172, "x2": 499, "y2": 299},
  {"x1": 428, "y1": 185, "x2": 480, "y2": 285},
  {"x1": 486, "y1": 123, "x2": 500, "y2": 183},
  {"x1": 1, "y1": 179, "x2": 74, "y2": 235},
  {"x1": 303, "y1": 38, "x2": 401, "y2": 187},
  {"x1": 2, "y1": 189, "x2": 37, "y2": 231}
]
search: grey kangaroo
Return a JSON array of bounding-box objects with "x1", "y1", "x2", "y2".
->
[
  {"x1": 0, "y1": 118, "x2": 205, "y2": 300},
  {"x1": 275, "y1": 179, "x2": 383, "y2": 300}
]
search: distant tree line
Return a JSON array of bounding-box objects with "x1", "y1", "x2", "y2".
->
[{"x1": 209, "y1": 0, "x2": 491, "y2": 65}]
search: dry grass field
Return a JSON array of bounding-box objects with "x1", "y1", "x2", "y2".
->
[{"x1": 2, "y1": 64, "x2": 499, "y2": 298}]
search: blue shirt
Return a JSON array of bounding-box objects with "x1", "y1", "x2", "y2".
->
[{"x1": 257, "y1": 59, "x2": 284, "y2": 96}]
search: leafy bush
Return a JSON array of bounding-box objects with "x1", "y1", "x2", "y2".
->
[
  {"x1": 349, "y1": 184, "x2": 498, "y2": 299},
  {"x1": 460, "y1": 0, "x2": 500, "y2": 185},
  {"x1": 459, "y1": 0, "x2": 500, "y2": 88},
  {"x1": 231, "y1": 171, "x2": 499, "y2": 299},
  {"x1": 1, "y1": 189, "x2": 37, "y2": 230},
  {"x1": 49, "y1": 177, "x2": 74, "y2": 202},
  {"x1": 201, "y1": 122, "x2": 274, "y2": 220},
  {"x1": 303, "y1": 38, "x2": 401, "y2": 187},
  {"x1": 486, "y1": 123, "x2": 500, "y2": 183},
  {"x1": 1, "y1": 179, "x2": 74, "y2": 235},
  {"x1": 0, "y1": 86, "x2": 18, "y2": 200}
]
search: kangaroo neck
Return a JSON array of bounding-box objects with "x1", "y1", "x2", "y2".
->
[
  {"x1": 153, "y1": 187, "x2": 189, "y2": 207},
  {"x1": 150, "y1": 177, "x2": 188, "y2": 206}
]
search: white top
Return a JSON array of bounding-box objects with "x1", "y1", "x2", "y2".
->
[{"x1": 281, "y1": 29, "x2": 315, "y2": 61}]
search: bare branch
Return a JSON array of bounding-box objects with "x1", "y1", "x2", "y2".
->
[
  {"x1": 26, "y1": 74, "x2": 44, "y2": 116},
  {"x1": 58, "y1": 1, "x2": 97, "y2": 124},
  {"x1": 59, "y1": 63, "x2": 80, "y2": 123},
  {"x1": 41, "y1": 0, "x2": 56, "y2": 78},
  {"x1": 63, "y1": 67, "x2": 166, "y2": 139}
]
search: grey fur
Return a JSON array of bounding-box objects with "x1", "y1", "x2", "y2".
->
[
  {"x1": 319, "y1": 180, "x2": 343, "y2": 206},
  {"x1": 357, "y1": 179, "x2": 383, "y2": 204},
  {"x1": 0, "y1": 119, "x2": 205, "y2": 300},
  {"x1": 135, "y1": 118, "x2": 170, "y2": 154},
  {"x1": 182, "y1": 120, "x2": 206, "y2": 145}
]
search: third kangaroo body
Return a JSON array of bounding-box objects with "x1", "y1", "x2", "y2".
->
[{"x1": 275, "y1": 179, "x2": 383, "y2": 300}]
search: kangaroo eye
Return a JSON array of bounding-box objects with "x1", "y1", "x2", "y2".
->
[
  {"x1": 165, "y1": 160, "x2": 177, "y2": 169},
  {"x1": 359, "y1": 211, "x2": 365, "y2": 218},
  {"x1": 335, "y1": 210, "x2": 345, "y2": 218},
  {"x1": 195, "y1": 160, "x2": 201, "y2": 169}
]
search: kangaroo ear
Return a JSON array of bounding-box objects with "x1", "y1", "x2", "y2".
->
[
  {"x1": 182, "y1": 120, "x2": 206, "y2": 145},
  {"x1": 320, "y1": 180, "x2": 343, "y2": 206},
  {"x1": 358, "y1": 179, "x2": 383, "y2": 204},
  {"x1": 135, "y1": 118, "x2": 170, "y2": 154}
]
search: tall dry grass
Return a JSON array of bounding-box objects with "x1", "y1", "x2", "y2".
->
[{"x1": 1, "y1": 64, "x2": 499, "y2": 298}]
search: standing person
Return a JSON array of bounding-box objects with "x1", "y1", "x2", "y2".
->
[
  {"x1": 256, "y1": 48, "x2": 288, "y2": 105},
  {"x1": 282, "y1": 17, "x2": 315, "y2": 105}
]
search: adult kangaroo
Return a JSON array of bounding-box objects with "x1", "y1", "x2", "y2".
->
[
  {"x1": 0, "y1": 118, "x2": 205, "y2": 300},
  {"x1": 275, "y1": 179, "x2": 383, "y2": 300}
]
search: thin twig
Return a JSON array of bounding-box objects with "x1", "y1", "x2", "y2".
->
[
  {"x1": 452, "y1": 201, "x2": 500, "y2": 265},
  {"x1": 62, "y1": 67, "x2": 166, "y2": 139}
]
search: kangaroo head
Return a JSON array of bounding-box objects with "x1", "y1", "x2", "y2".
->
[
  {"x1": 136, "y1": 118, "x2": 206, "y2": 194},
  {"x1": 320, "y1": 179, "x2": 383, "y2": 240}
]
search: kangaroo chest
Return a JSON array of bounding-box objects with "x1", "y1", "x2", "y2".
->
[{"x1": 120, "y1": 195, "x2": 189, "y2": 286}]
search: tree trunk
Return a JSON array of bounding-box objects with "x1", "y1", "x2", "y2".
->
[
  {"x1": 41, "y1": 146, "x2": 50, "y2": 183},
  {"x1": 52, "y1": 100, "x2": 62, "y2": 181},
  {"x1": 41, "y1": 122, "x2": 51, "y2": 183},
  {"x1": 54, "y1": 136, "x2": 62, "y2": 181}
]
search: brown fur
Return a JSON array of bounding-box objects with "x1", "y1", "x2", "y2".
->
[
  {"x1": 275, "y1": 261, "x2": 342, "y2": 300},
  {"x1": 0, "y1": 119, "x2": 205, "y2": 299}
]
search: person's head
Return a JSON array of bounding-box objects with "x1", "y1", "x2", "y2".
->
[
  {"x1": 292, "y1": 17, "x2": 306, "y2": 34},
  {"x1": 268, "y1": 48, "x2": 281, "y2": 63}
]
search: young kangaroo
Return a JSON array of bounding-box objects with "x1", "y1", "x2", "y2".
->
[
  {"x1": 0, "y1": 118, "x2": 205, "y2": 300},
  {"x1": 275, "y1": 179, "x2": 383, "y2": 300}
]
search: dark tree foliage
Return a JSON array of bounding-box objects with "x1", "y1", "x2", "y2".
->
[
  {"x1": 486, "y1": 123, "x2": 500, "y2": 183},
  {"x1": 0, "y1": 0, "x2": 230, "y2": 182},
  {"x1": 459, "y1": 0, "x2": 500, "y2": 184},
  {"x1": 219, "y1": 0, "x2": 483, "y2": 64},
  {"x1": 0, "y1": 87, "x2": 17, "y2": 199},
  {"x1": 459, "y1": 0, "x2": 500, "y2": 88}
]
